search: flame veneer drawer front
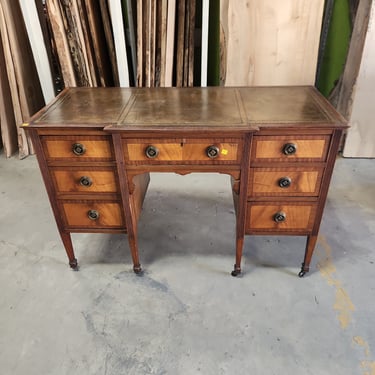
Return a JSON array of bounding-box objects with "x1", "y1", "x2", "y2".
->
[
  {"x1": 51, "y1": 169, "x2": 118, "y2": 193},
  {"x1": 246, "y1": 203, "x2": 317, "y2": 232},
  {"x1": 61, "y1": 201, "x2": 124, "y2": 229},
  {"x1": 251, "y1": 135, "x2": 331, "y2": 162},
  {"x1": 41, "y1": 136, "x2": 114, "y2": 161},
  {"x1": 249, "y1": 167, "x2": 324, "y2": 197},
  {"x1": 124, "y1": 138, "x2": 241, "y2": 164}
]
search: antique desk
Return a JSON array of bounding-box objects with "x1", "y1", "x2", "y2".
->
[{"x1": 24, "y1": 86, "x2": 347, "y2": 276}]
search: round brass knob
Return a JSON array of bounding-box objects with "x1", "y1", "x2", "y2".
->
[
  {"x1": 283, "y1": 143, "x2": 297, "y2": 155},
  {"x1": 87, "y1": 210, "x2": 100, "y2": 220},
  {"x1": 206, "y1": 145, "x2": 220, "y2": 159},
  {"x1": 278, "y1": 177, "x2": 292, "y2": 188},
  {"x1": 72, "y1": 143, "x2": 86, "y2": 156},
  {"x1": 274, "y1": 211, "x2": 286, "y2": 223},
  {"x1": 145, "y1": 145, "x2": 159, "y2": 159},
  {"x1": 79, "y1": 176, "x2": 92, "y2": 187}
]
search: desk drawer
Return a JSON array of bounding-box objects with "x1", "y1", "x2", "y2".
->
[
  {"x1": 246, "y1": 202, "x2": 317, "y2": 232},
  {"x1": 51, "y1": 168, "x2": 118, "y2": 193},
  {"x1": 60, "y1": 201, "x2": 124, "y2": 229},
  {"x1": 249, "y1": 167, "x2": 323, "y2": 197},
  {"x1": 41, "y1": 136, "x2": 114, "y2": 161},
  {"x1": 124, "y1": 138, "x2": 241, "y2": 164},
  {"x1": 252, "y1": 135, "x2": 330, "y2": 162}
]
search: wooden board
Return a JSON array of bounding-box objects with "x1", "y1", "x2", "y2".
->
[
  {"x1": 0, "y1": 30, "x2": 18, "y2": 157},
  {"x1": 183, "y1": 0, "x2": 189, "y2": 86},
  {"x1": 220, "y1": 0, "x2": 325, "y2": 86},
  {"x1": 200, "y1": 0, "x2": 209, "y2": 87},
  {"x1": 154, "y1": 1, "x2": 161, "y2": 86},
  {"x1": 59, "y1": 1, "x2": 91, "y2": 86},
  {"x1": 343, "y1": 1, "x2": 375, "y2": 157},
  {"x1": 76, "y1": 0, "x2": 98, "y2": 86},
  {"x1": 159, "y1": 0, "x2": 168, "y2": 86},
  {"x1": 100, "y1": 0, "x2": 119, "y2": 86},
  {"x1": 71, "y1": 0, "x2": 94, "y2": 86},
  {"x1": 46, "y1": 0, "x2": 77, "y2": 87},
  {"x1": 187, "y1": 0, "x2": 196, "y2": 87},
  {"x1": 136, "y1": 0, "x2": 143, "y2": 86},
  {"x1": 84, "y1": 0, "x2": 113, "y2": 86},
  {"x1": 19, "y1": 0, "x2": 55, "y2": 102},
  {"x1": 165, "y1": 0, "x2": 176, "y2": 87},
  {"x1": 108, "y1": 0, "x2": 129, "y2": 87},
  {"x1": 143, "y1": 0, "x2": 150, "y2": 86},
  {"x1": 175, "y1": 0, "x2": 186, "y2": 87},
  {"x1": 125, "y1": 0, "x2": 137, "y2": 85},
  {"x1": 149, "y1": 0, "x2": 156, "y2": 87}
]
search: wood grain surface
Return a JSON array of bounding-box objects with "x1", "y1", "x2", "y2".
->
[{"x1": 220, "y1": 0, "x2": 324, "y2": 86}]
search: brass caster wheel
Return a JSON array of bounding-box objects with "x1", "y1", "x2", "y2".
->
[
  {"x1": 231, "y1": 265, "x2": 241, "y2": 277},
  {"x1": 298, "y1": 262, "x2": 308, "y2": 278},
  {"x1": 133, "y1": 265, "x2": 143, "y2": 276},
  {"x1": 69, "y1": 258, "x2": 79, "y2": 271}
]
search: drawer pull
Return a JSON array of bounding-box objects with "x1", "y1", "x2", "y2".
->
[
  {"x1": 206, "y1": 145, "x2": 220, "y2": 159},
  {"x1": 79, "y1": 176, "x2": 93, "y2": 187},
  {"x1": 274, "y1": 211, "x2": 286, "y2": 223},
  {"x1": 278, "y1": 177, "x2": 292, "y2": 188},
  {"x1": 145, "y1": 145, "x2": 159, "y2": 159},
  {"x1": 283, "y1": 143, "x2": 297, "y2": 155},
  {"x1": 72, "y1": 143, "x2": 86, "y2": 156},
  {"x1": 87, "y1": 209, "x2": 100, "y2": 220}
]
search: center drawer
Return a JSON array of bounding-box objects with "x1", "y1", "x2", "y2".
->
[{"x1": 123, "y1": 138, "x2": 241, "y2": 164}]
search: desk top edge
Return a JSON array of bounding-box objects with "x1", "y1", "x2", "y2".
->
[{"x1": 25, "y1": 86, "x2": 348, "y2": 130}]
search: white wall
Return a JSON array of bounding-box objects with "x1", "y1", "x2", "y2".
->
[{"x1": 343, "y1": 3, "x2": 375, "y2": 158}]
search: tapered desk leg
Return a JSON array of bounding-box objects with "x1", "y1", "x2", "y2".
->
[
  {"x1": 232, "y1": 236, "x2": 244, "y2": 276},
  {"x1": 299, "y1": 234, "x2": 318, "y2": 277},
  {"x1": 231, "y1": 134, "x2": 252, "y2": 277},
  {"x1": 112, "y1": 134, "x2": 144, "y2": 275},
  {"x1": 126, "y1": 199, "x2": 143, "y2": 275},
  {"x1": 128, "y1": 225, "x2": 142, "y2": 274},
  {"x1": 231, "y1": 188, "x2": 247, "y2": 277},
  {"x1": 60, "y1": 231, "x2": 78, "y2": 270}
]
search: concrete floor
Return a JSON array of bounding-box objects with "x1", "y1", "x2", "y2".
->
[{"x1": 0, "y1": 154, "x2": 374, "y2": 375}]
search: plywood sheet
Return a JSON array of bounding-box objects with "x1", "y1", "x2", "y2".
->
[{"x1": 220, "y1": 0, "x2": 324, "y2": 86}]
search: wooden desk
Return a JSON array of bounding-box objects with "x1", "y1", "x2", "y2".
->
[{"x1": 24, "y1": 86, "x2": 347, "y2": 276}]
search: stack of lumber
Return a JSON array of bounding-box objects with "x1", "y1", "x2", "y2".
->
[
  {"x1": 0, "y1": 0, "x2": 45, "y2": 158},
  {"x1": 0, "y1": 0, "x2": 122, "y2": 158},
  {"x1": 0, "y1": 0, "x2": 327, "y2": 158},
  {"x1": 45, "y1": 0, "x2": 119, "y2": 88},
  {"x1": 137, "y1": 0, "x2": 197, "y2": 87}
]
